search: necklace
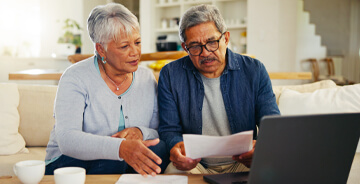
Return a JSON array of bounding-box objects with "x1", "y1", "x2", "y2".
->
[{"x1": 99, "y1": 62, "x2": 128, "y2": 91}]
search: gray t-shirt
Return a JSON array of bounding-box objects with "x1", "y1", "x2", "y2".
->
[{"x1": 200, "y1": 74, "x2": 235, "y2": 167}]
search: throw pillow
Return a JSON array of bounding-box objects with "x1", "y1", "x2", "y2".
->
[
  {"x1": 18, "y1": 84, "x2": 57, "y2": 146},
  {"x1": 278, "y1": 84, "x2": 360, "y2": 115},
  {"x1": 272, "y1": 80, "x2": 337, "y2": 105},
  {"x1": 0, "y1": 83, "x2": 28, "y2": 155}
]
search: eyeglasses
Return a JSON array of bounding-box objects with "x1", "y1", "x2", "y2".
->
[{"x1": 185, "y1": 32, "x2": 225, "y2": 56}]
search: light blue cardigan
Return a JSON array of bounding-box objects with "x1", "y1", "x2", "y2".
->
[{"x1": 45, "y1": 56, "x2": 159, "y2": 162}]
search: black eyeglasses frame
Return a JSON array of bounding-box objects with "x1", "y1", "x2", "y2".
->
[{"x1": 185, "y1": 32, "x2": 226, "y2": 56}]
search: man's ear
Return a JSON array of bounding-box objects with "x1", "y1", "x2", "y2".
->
[
  {"x1": 95, "y1": 43, "x2": 106, "y2": 58},
  {"x1": 181, "y1": 42, "x2": 187, "y2": 52},
  {"x1": 224, "y1": 31, "x2": 230, "y2": 46}
]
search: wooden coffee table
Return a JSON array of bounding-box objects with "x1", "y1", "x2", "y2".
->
[
  {"x1": 2, "y1": 153, "x2": 359, "y2": 184},
  {"x1": 0, "y1": 174, "x2": 208, "y2": 184}
]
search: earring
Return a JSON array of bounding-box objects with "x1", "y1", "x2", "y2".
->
[{"x1": 101, "y1": 57, "x2": 106, "y2": 64}]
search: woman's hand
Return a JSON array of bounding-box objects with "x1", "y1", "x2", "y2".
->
[
  {"x1": 119, "y1": 138, "x2": 162, "y2": 177},
  {"x1": 111, "y1": 127, "x2": 143, "y2": 140}
]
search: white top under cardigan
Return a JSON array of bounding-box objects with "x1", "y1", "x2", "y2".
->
[{"x1": 45, "y1": 56, "x2": 159, "y2": 161}]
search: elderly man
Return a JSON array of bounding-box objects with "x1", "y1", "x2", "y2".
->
[{"x1": 158, "y1": 4, "x2": 280, "y2": 174}]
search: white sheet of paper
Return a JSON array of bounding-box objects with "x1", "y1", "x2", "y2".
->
[
  {"x1": 116, "y1": 174, "x2": 188, "y2": 184},
  {"x1": 183, "y1": 131, "x2": 253, "y2": 159}
]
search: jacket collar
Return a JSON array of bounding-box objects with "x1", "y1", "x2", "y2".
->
[{"x1": 182, "y1": 48, "x2": 241, "y2": 75}]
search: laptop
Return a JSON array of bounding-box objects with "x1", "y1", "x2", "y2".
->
[{"x1": 204, "y1": 113, "x2": 360, "y2": 184}]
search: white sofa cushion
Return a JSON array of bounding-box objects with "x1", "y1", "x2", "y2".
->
[
  {"x1": 18, "y1": 84, "x2": 57, "y2": 147},
  {"x1": 0, "y1": 83, "x2": 28, "y2": 155},
  {"x1": 272, "y1": 80, "x2": 337, "y2": 105},
  {"x1": 278, "y1": 84, "x2": 360, "y2": 115}
]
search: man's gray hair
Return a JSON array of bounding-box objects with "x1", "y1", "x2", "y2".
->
[
  {"x1": 87, "y1": 3, "x2": 139, "y2": 57},
  {"x1": 179, "y1": 4, "x2": 227, "y2": 43}
]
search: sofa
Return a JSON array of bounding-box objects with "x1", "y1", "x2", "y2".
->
[
  {"x1": 0, "y1": 80, "x2": 359, "y2": 178},
  {"x1": 0, "y1": 83, "x2": 57, "y2": 177}
]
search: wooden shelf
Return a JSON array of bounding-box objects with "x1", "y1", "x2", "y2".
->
[
  {"x1": 8, "y1": 69, "x2": 63, "y2": 80},
  {"x1": 151, "y1": 71, "x2": 312, "y2": 81},
  {"x1": 268, "y1": 72, "x2": 312, "y2": 80}
]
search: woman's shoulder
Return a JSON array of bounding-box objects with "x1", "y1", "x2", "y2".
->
[
  {"x1": 63, "y1": 57, "x2": 95, "y2": 75},
  {"x1": 60, "y1": 56, "x2": 96, "y2": 82}
]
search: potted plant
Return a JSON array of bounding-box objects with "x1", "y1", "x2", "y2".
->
[{"x1": 57, "y1": 19, "x2": 82, "y2": 54}]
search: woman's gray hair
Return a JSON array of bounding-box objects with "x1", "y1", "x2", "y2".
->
[
  {"x1": 87, "y1": 3, "x2": 139, "y2": 58},
  {"x1": 179, "y1": 4, "x2": 227, "y2": 43}
]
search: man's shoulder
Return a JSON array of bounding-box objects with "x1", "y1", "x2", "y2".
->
[
  {"x1": 229, "y1": 51, "x2": 263, "y2": 68},
  {"x1": 159, "y1": 56, "x2": 192, "y2": 85},
  {"x1": 226, "y1": 50, "x2": 268, "y2": 82}
]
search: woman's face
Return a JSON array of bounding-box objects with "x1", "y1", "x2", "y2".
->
[{"x1": 102, "y1": 30, "x2": 141, "y2": 74}]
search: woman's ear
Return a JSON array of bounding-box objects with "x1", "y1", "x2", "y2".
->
[{"x1": 95, "y1": 43, "x2": 106, "y2": 58}]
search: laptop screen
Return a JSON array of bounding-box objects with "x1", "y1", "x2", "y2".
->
[{"x1": 204, "y1": 113, "x2": 360, "y2": 184}]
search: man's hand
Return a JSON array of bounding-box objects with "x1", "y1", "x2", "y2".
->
[
  {"x1": 111, "y1": 127, "x2": 143, "y2": 140},
  {"x1": 232, "y1": 140, "x2": 256, "y2": 168},
  {"x1": 170, "y1": 141, "x2": 201, "y2": 171},
  {"x1": 119, "y1": 138, "x2": 162, "y2": 177}
]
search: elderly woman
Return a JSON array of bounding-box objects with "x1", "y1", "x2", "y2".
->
[{"x1": 45, "y1": 3, "x2": 168, "y2": 176}]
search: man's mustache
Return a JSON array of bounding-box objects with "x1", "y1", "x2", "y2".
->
[{"x1": 199, "y1": 57, "x2": 219, "y2": 64}]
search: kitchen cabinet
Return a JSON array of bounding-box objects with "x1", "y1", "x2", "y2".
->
[{"x1": 145, "y1": 0, "x2": 248, "y2": 53}]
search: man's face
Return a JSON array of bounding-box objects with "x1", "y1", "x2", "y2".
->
[{"x1": 182, "y1": 22, "x2": 229, "y2": 78}]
